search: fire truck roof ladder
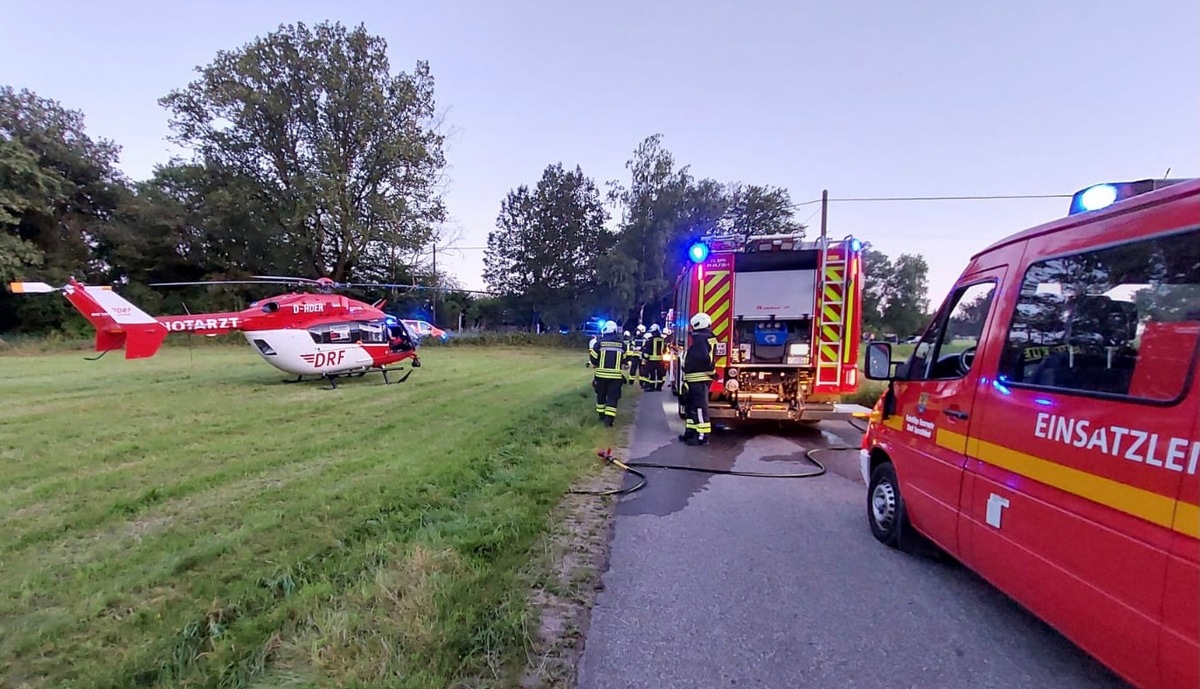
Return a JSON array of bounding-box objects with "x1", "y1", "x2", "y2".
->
[{"x1": 815, "y1": 237, "x2": 848, "y2": 390}]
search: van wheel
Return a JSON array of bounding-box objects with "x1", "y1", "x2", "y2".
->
[{"x1": 868, "y1": 462, "x2": 922, "y2": 554}]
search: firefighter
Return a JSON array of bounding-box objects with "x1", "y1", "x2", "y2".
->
[
  {"x1": 641, "y1": 323, "x2": 666, "y2": 391},
  {"x1": 590, "y1": 320, "x2": 627, "y2": 426},
  {"x1": 626, "y1": 324, "x2": 646, "y2": 385},
  {"x1": 679, "y1": 312, "x2": 716, "y2": 445}
]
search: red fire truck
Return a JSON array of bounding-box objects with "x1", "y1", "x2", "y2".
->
[{"x1": 666, "y1": 231, "x2": 872, "y2": 424}]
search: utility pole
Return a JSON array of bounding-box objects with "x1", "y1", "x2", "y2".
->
[
  {"x1": 819, "y1": 188, "x2": 828, "y2": 244},
  {"x1": 431, "y1": 243, "x2": 438, "y2": 325}
]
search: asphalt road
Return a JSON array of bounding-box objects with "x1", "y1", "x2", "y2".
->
[{"x1": 576, "y1": 392, "x2": 1129, "y2": 689}]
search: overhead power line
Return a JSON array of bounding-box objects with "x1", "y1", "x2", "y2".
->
[{"x1": 789, "y1": 192, "x2": 1071, "y2": 208}]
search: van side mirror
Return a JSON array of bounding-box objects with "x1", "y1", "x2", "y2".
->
[{"x1": 865, "y1": 342, "x2": 895, "y2": 380}]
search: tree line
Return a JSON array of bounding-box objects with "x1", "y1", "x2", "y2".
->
[
  {"x1": 482, "y1": 138, "x2": 932, "y2": 335},
  {"x1": 1, "y1": 19, "x2": 930, "y2": 339}
]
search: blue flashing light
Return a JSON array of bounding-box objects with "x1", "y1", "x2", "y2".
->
[
  {"x1": 1067, "y1": 178, "x2": 1188, "y2": 216},
  {"x1": 1033, "y1": 397, "x2": 1053, "y2": 406},
  {"x1": 849, "y1": 238, "x2": 863, "y2": 252},
  {"x1": 688, "y1": 241, "x2": 710, "y2": 264},
  {"x1": 1078, "y1": 184, "x2": 1119, "y2": 212}
]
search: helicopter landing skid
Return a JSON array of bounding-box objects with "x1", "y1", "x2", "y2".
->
[{"x1": 380, "y1": 367, "x2": 413, "y2": 385}]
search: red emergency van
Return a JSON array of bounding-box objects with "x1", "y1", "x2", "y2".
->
[{"x1": 860, "y1": 177, "x2": 1199, "y2": 689}]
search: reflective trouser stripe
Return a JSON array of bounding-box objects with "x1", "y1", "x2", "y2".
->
[
  {"x1": 695, "y1": 407, "x2": 710, "y2": 435},
  {"x1": 604, "y1": 406, "x2": 617, "y2": 417}
]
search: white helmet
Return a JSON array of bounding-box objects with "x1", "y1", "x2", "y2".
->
[
  {"x1": 690, "y1": 312, "x2": 712, "y2": 330},
  {"x1": 623, "y1": 330, "x2": 631, "y2": 338},
  {"x1": 636, "y1": 324, "x2": 646, "y2": 334},
  {"x1": 649, "y1": 323, "x2": 660, "y2": 333},
  {"x1": 603, "y1": 320, "x2": 618, "y2": 334}
]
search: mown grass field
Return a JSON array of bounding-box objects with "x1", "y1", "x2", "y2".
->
[{"x1": 0, "y1": 345, "x2": 623, "y2": 689}]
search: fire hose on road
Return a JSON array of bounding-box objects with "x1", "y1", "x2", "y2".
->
[{"x1": 571, "y1": 444, "x2": 860, "y2": 497}]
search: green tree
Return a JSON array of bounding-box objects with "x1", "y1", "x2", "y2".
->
[
  {"x1": 0, "y1": 86, "x2": 129, "y2": 332},
  {"x1": 159, "y1": 21, "x2": 447, "y2": 282},
  {"x1": 483, "y1": 163, "x2": 611, "y2": 325},
  {"x1": 602, "y1": 134, "x2": 693, "y2": 316},
  {"x1": 724, "y1": 183, "x2": 803, "y2": 238},
  {"x1": 860, "y1": 248, "x2": 893, "y2": 336},
  {"x1": 883, "y1": 253, "x2": 931, "y2": 337}
]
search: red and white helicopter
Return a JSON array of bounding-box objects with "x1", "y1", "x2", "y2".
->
[{"x1": 8, "y1": 275, "x2": 432, "y2": 388}]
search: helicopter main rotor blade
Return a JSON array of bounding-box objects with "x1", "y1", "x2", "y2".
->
[
  {"x1": 251, "y1": 275, "x2": 323, "y2": 284},
  {"x1": 343, "y1": 282, "x2": 429, "y2": 290},
  {"x1": 149, "y1": 280, "x2": 305, "y2": 287}
]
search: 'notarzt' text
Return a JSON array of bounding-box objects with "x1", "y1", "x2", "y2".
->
[{"x1": 164, "y1": 317, "x2": 240, "y2": 332}]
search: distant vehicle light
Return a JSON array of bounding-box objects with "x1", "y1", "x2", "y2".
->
[
  {"x1": 1078, "y1": 184, "x2": 1119, "y2": 212},
  {"x1": 688, "y1": 242, "x2": 710, "y2": 263}
]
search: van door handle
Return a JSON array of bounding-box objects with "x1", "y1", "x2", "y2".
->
[{"x1": 943, "y1": 409, "x2": 969, "y2": 420}]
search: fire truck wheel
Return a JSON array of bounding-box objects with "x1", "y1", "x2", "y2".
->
[{"x1": 867, "y1": 461, "x2": 921, "y2": 554}]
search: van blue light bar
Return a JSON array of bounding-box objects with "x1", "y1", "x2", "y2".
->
[{"x1": 1068, "y1": 178, "x2": 1191, "y2": 215}]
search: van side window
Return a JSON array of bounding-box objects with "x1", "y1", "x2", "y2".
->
[
  {"x1": 907, "y1": 281, "x2": 997, "y2": 381},
  {"x1": 998, "y1": 227, "x2": 1200, "y2": 402}
]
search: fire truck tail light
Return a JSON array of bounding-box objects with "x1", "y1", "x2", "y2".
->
[{"x1": 845, "y1": 368, "x2": 857, "y2": 387}]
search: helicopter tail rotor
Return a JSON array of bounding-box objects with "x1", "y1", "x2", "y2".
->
[{"x1": 8, "y1": 281, "x2": 58, "y2": 294}]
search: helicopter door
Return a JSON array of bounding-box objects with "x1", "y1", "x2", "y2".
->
[{"x1": 388, "y1": 321, "x2": 415, "y2": 351}]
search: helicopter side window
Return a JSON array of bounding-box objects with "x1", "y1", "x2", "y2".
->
[{"x1": 359, "y1": 320, "x2": 388, "y2": 344}]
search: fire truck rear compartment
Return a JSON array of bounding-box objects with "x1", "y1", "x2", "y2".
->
[{"x1": 711, "y1": 366, "x2": 849, "y2": 421}]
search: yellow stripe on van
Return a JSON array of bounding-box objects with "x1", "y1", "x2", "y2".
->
[
  {"x1": 968, "y1": 437, "x2": 1192, "y2": 538},
  {"x1": 1173, "y1": 502, "x2": 1199, "y2": 538},
  {"x1": 868, "y1": 417, "x2": 1197, "y2": 538},
  {"x1": 935, "y1": 428, "x2": 968, "y2": 455}
]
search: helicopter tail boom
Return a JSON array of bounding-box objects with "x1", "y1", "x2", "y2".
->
[{"x1": 10, "y1": 279, "x2": 169, "y2": 359}]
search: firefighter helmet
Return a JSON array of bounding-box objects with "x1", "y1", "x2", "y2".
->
[
  {"x1": 649, "y1": 323, "x2": 660, "y2": 333},
  {"x1": 690, "y1": 312, "x2": 712, "y2": 330},
  {"x1": 636, "y1": 324, "x2": 646, "y2": 334},
  {"x1": 603, "y1": 320, "x2": 618, "y2": 334},
  {"x1": 623, "y1": 330, "x2": 630, "y2": 338}
]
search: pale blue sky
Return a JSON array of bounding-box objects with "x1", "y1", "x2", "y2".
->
[{"x1": 2, "y1": 0, "x2": 1197, "y2": 304}]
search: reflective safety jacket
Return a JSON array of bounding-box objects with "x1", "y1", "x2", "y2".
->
[
  {"x1": 591, "y1": 333, "x2": 627, "y2": 380},
  {"x1": 642, "y1": 334, "x2": 665, "y2": 362},
  {"x1": 682, "y1": 328, "x2": 717, "y2": 384},
  {"x1": 625, "y1": 335, "x2": 645, "y2": 362}
]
